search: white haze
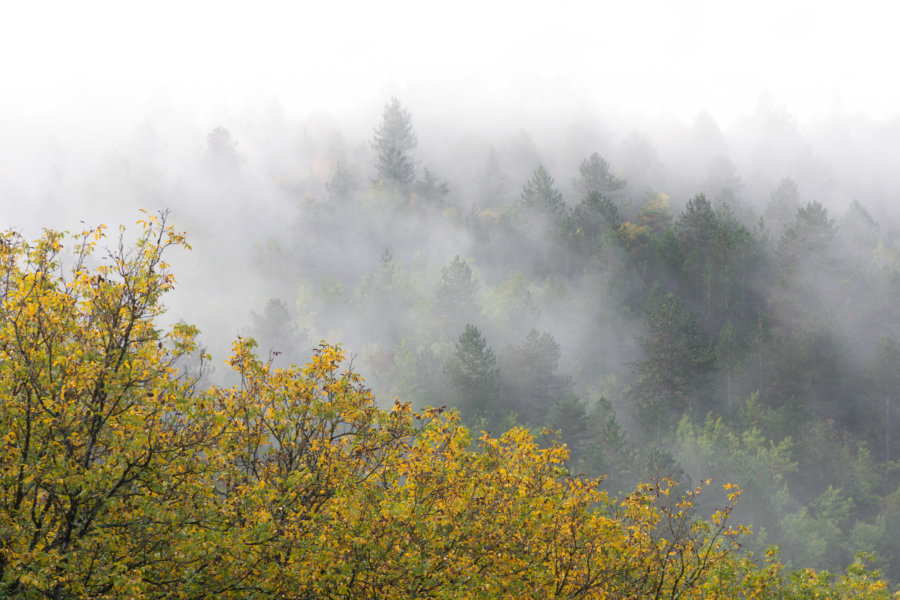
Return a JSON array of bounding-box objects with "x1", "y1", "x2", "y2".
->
[
  {"x1": 2, "y1": 0, "x2": 899, "y2": 126},
  {"x1": 1, "y1": 0, "x2": 899, "y2": 373}
]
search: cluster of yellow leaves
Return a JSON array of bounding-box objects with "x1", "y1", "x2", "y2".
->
[{"x1": 0, "y1": 215, "x2": 895, "y2": 599}]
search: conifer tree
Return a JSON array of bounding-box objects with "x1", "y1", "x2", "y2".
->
[
  {"x1": 372, "y1": 97, "x2": 417, "y2": 194},
  {"x1": 445, "y1": 324, "x2": 498, "y2": 424},
  {"x1": 572, "y1": 152, "x2": 627, "y2": 200}
]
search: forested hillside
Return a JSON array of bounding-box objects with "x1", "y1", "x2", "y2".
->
[
  {"x1": 0, "y1": 215, "x2": 894, "y2": 598},
  {"x1": 232, "y1": 98, "x2": 900, "y2": 581},
  {"x1": 5, "y1": 96, "x2": 900, "y2": 592}
]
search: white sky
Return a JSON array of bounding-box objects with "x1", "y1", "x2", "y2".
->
[{"x1": 0, "y1": 0, "x2": 898, "y2": 126}]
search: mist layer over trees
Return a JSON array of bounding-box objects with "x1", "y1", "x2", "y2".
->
[
  {"x1": 5, "y1": 95, "x2": 900, "y2": 585},
  {"x1": 0, "y1": 215, "x2": 893, "y2": 599}
]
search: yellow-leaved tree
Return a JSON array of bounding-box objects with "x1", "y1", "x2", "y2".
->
[{"x1": 0, "y1": 213, "x2": 217, "y2": 598}]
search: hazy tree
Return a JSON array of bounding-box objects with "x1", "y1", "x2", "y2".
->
[
  {"x1": 776, "y1": 201, "x2": 838, "y2": 276},
  {"x1": 690, "y1": 111, "x2": 728, "y2": 162},
  {"x1": 765, "y1": 178, "x2": 801, "y2": 236},
  {"x1": 703, "y1": 154, "x2": 744, "y2": 206},
  {"x1": 677, "y1": 194, "x2": 716, "y2": 299},
  {"x1": 770, "y1": 320, "x2": 845, "y2": 424},
  {"x1": 403, "y1": 345, "x2": 446, "y2": 409},
  {"x1": 499, "y1": 329, "x2": 573, "y2": 427},
  {"x1": 519, "y1": 164, "x2": 564, "y2": 220},
  {"x1": 677, "y1": 194, "x2": 755, "y2": 318},
  {"x1": 772, "y1": 201, "x2": 839, "y2": 324},
  {"x1": 678, "y1": 194, "x2": 717, "y2": 249},
  {"x1": 575, "y1": 396, "x2": 633, "y2": 491},
  {"x1": 504, "y1": 129, "x2": 542, "y2": 186},
  {"x1": 248, "y1": 298, "x2": 308, "y2": 365},
  {"x1": 445, "y1": 324, "x2": 499, "y2": 423},
  {"x1": 354, "y1": 249, "x2": 418, "y2": 345},
  {"x1": 414, "y1": 167, "x2": 450, "y2": 207},
  {"x1": 547, "y1": 394, "x2": 590, "y2": 458},
  {"x1": 511, "y1": 165, "x2": 568, "y2": 276},
  {"x1": 478, "y1": 146, "x2": 509, "y2": 210},
  {"x1": 638, "y1": 192, "x2": 674, "y2": 235},
  {"x1": 436, "y1": 255, "x2": 481, "y2": 336},
  {"x1": 372, "y1": 97, "x2": 417, "y2": 194},
  {"x1": 617, "y1": 131, "x2": 665, "y2": 196},
  {"x1": 839, "y1": 199, "x2": 879, "y2": 266},
  {"x1": 326, "y1": 161, "x2": 358, "y2": 202},
  {"x1": 206, "y1": 126, "x2": 243, "y2": 171},
  {"x1": 567, "y1": 191, "x2": 623, "y2": 269},
  {"x1": 572, "y1": 152, "x2": 626, "y2": 201}
]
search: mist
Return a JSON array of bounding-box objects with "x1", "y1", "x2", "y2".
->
[{"x1": 4, "y1": 0, "x2": 900, "y2": 584}]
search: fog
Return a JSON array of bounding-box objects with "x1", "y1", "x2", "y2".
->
[{"x1": 4, "y1": 0, "x2": 900, "y2": 581}]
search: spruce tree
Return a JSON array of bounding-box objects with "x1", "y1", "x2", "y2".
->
[{"x1": 372, "y1": 97, "x2": 417, "y2": 194}]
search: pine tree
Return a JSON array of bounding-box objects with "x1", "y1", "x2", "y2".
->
[
  {"x1": 436, "y1": 256, "x2": 480, "y2": 336},
  {"x1": 372, "y1": 97, "x2": 417, "y2": 194},
  {"x1": 572, "y1": 153, "x2": 626, "y2": 200},
  {"x1": 445, "y1": 325, "x2": 498, "y2": 424},
  {"x1": 520, "y1": 165, "x2": 564, "y2": 220},
  {"x1": 499, "y1": 329, "x2": 572, "y2": 427},
  {"x1": 629, "y1": 292, "x2": 715, "y2": 434}
]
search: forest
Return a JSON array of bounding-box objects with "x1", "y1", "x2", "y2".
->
[
  {"x1": 3, "y1": 95, "x2": 900, "y2": 597},
  {"x1": 245, "y1": 98, "x2": 900, "y2": 580}
]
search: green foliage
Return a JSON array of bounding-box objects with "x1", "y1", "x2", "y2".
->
[
  {"x1": 444, "y1": 324, "x2": 499, "y2": 423},
  {"x1": 481, "y1": 271, "x2": 538, "y2": 334},
  {"x1": 777, "y1": 201, "x2": 838, "y2": 275},
  {"x1": 568, "y1": 190, "x2": 624, "y2": 267},
  {"x1": 629, "y1": 292, "x2": 715, "y2": 433},
  {"x1": 0, "y1": 214, "x2": 206, "y2": 598}
]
